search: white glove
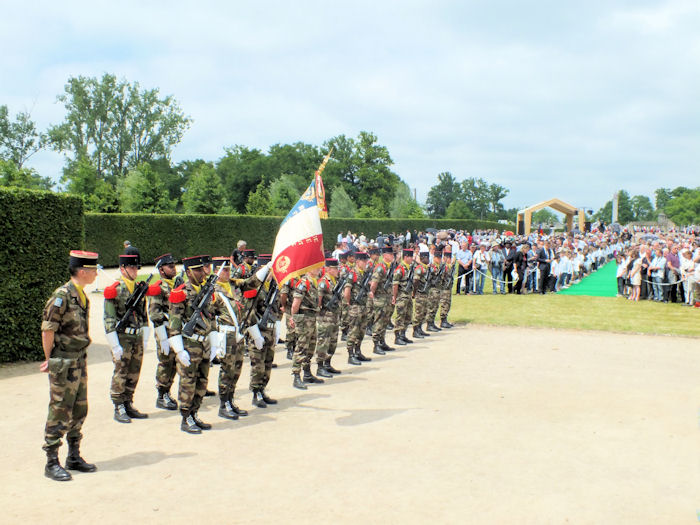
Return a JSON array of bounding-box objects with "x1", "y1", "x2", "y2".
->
[
  {"x1": 169, "y1": 334, "x2": 190, "y2": 367},
  {"x1": 255, "y1": 261, "x2": 273, "y2": 281},
  {"x1": 216, "y1": 331, "x2": 227, "y2": 359},
  {"x1": 106, "y1": 331, "x2": 124, "y2": 361},
  {"x1": 273, "y1": 320, "x2": 282, "y2": 345},
  {"x1": 141, "y1": 326, "x2": 151, "y2": 345},
  {"x1": 154, "y1": 324, "x2": 170, "y2": 355},
  {"x1": 207, "y1": 331, "x2": 225, "y2": 362},
  {"x1": 247, "y1": 324, "x2": 264, "y2": 350}
]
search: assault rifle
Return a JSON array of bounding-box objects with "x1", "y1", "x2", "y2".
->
[
  {"x1": 325, "y1": 275, "x2": 346, "y2": 311},
  {"x1": 238, "y1": 275, "x2": 267, "y2": 332},
  {"x1": 446, "y1": 263, "x2": 455, "y2": 289},
  {"x1": 421, "y1": 265, "x2": 432, "y2": 293},
  {"x1": 256, "y1": 279, "x2": 279, "y2": 331},
  {"x1": 383, "y1": 260, "x2": 397, "y2": 291},
  {"x1": 115, "y1": 274, "x2": 153, "y2": 332},
  {"x1": 354, "y1": 268, "x2": 373, "y2": 305},
  {"x1": 182, "y1": 263, "x2": 226, "y2": 337},
  {"x1": 404, "y1": 262, "x2": 417, "y2": 294},
  {"x1": 173, "y1": 269, "x2": 186, "y2": 287}
]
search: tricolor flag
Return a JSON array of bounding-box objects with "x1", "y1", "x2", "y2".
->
[{"x1": 271, "y1": 151, "x2": 332, "y2": 286}]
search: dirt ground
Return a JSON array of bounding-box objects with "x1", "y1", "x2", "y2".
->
[{"x1": 1, "y1": 268, "x2": 698, "y2": 524}]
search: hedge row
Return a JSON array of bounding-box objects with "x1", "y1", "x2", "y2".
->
[
  {"x1": 1, "y1": 188, "x2": 84, "y2": 362},
  {"x1": 86, "y1": 213, "x2": 512, "y2": 266}
]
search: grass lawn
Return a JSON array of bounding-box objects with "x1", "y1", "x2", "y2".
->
[{"x1": 448, "y1": 293, "x2": 699, "y2": 337}]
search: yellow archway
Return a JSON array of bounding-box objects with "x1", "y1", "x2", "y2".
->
[{"x1": 517, "y1": 198, "x2": 585, "y2": 235}]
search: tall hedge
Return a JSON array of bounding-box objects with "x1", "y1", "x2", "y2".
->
[
  {"x1": 0, "y1": 188, "x2": 84, "y2": 362},
  {"x1": 86, "y1": 213, "x2": 513, "y2": 266}
]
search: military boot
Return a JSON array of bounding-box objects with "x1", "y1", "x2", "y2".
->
[
  {"x1": 261, "y1": 390, "x2": 278, "y2": 404},
  {"x1": 348, "y1": 346, "x2": 362, "y2": 365},
  {"x1": 45, "y1": 448, "x2": 72, "y2": 481},
  {"x1": 252, "y1": 388, "x2": 268, "y2": 407},
  {"x1": 426, "y1": 321, "x2": 441, "y2": 332},
  {"x1": 218, "y1": 396, "x2": 239, "y2": 420},
  {"x1": 180, "y1": 411, "x2": 202, "y2": 434},
  {"x1": 341, "y1": 328, "x2": 348, "y2": 341},
  {"x1": 303, "y1": 365, "x2": 324, "y2": 384},
  {"x1": 387, "y1": 320, "x2": 395, "y2": 330},
  {"x1": 373, "y1": 340, "x2": 386, "y2": 355},
  {"x1": 380, "y1": 336, "x2": 395, "y2": 352},
  {"x1": 440, "y1": 320, "x2": 454, "y2": 329},
  {"x1": 325, "y1": 358, "x2": 342, "y2": 374},
  {"x1": 394, "y1": 330, "x2": 407, "y2": 346},
  {"x1": 156, "y1": 388, "x2": 178, "y2": 410},
  {"x1": 204, "y1": 390, "x2": 216, "y2": 397},
  {"x1": 293, "y1": 372, "x2": 307, "y2": 390},
  {"x1": 286, "y1": 342, "x2": 295, "y2": 360},
  {"x1": 317, "y1": 362, "x2": 333, "y2": 378},
  {"x1": 229, "y1": 393, "x2": 248, "y2": 416},
  {"x1": 365, "y1": 326, "x2": 373, "y2": 337},
  {"x1": 356, "y1": 346, "x2": 372, "y2": 362},
  {"x1": 192, "y1": 412, "x2": 212, "y2": 430},
  {"x1": 65, "y1": 438, "x2": 97, "y2": 473},
  {"x1": 402, "y1": 330, "x2": 414, "y2": 344},
  {"x1": 113, "y1": 403, "x2": 131, "y2": 424},
  {"x1": 418, "y1": 325, "x2": 430, "y2": 337},
  {"x1": 412, "y1": 326, "x2": 425, "y2": 339},
  {"x1": 124, "y1": 400, "x2": 148, "y2": 419}
]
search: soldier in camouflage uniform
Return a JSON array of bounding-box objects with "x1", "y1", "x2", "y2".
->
[
  {"x1": 316, "y1": 258, "x2": 343, "y2": 376},
  {"x1": 364, "y1": 248, "x2": 380, "y2": 337},
  {"x1": 369, "y1": 246, "x2": 396, "y2": 355},
  {"x1": 290, "y1": 267, "x2": 323, "y2": 388},
  {"x1": 344, "y1": 252, "x2": 373, "y2": 364},
  {"x1": 425, "y1": 248, "x2": 444, "y2": 333},
  {"x1": 149, "y1": 253, "x2": 179, "y2": 411},
  {"x1": 279, "y1": 276, "x2": 299, "y2": 360},
  {"x1": 392, "y1": 248, "x2": 415, "y2": 346},
  {"x1": 104, "y1": 254, "x2": 155, "y2": 424},
  {"x1": 411, "y1": 251, "x2": 432, "y2": 339},
  {"x1": 167, "y1": 255, "x2": 219, "y2": 434},
  {"x1": 212, "y1": 257, "x2": 248, "y2": 419},
  {"x1": 234, "y1": 249, "x2": 256, "y2": 280},
  {"x1": 438, "y1": 250, "x2": 455, "y2": 328},
  {"x1": 339, "y1": 250, "x2": 355, "y2": 341},
  {"x1": 41, "y1": 250, "x2": 99, "y2": 481},
  {"x1": 237, "y1": 255, "x2": 278, "y2": 408}
]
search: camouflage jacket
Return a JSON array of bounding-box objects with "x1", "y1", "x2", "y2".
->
[
  {"x1": 343, "y1": 267, "x2": 367, "y2": 305},
  {"x1": 233, "y1": 262, "x2": 254, "y2": 280},
  {"x1": 293, "y1": 276, "x2": 318, "y2": 315},
  {"x1": 42, "y1": 280, "x2": 91, "y2": 353},
  {"x1": 413, "y1": 262, "x2": 429, "y2": 295},
  {"x1": 147, "y1": 278, "x2": 174, "y2": 328},
  {"x1": 370, "y1": 260, "x2": 391, "y2": 296},
  {"x1": 214, "y1": 280, "x2": 243, "y2": 328},
  {"x1": 104, "y1": 277, "x2": 151, "y2": 333},
  {"x1": 317, "y1": 273, "x2": 337, "y2": 311},
  {"x1": 168, "y1": 281, "x2": 221, "y2": 338},
  {"x1": 393, "y1": 261, "x2": 414, "y2": 295}
]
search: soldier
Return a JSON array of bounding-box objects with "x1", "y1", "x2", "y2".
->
[
  {"x1": 392, "y1": 248, "x2": 416, "y2": 346},
  {"x1": 279, "y1": 275, "x2": 299, "y2": 360},
  {"x1": 41, "y1": 250, "x2": 99, "y2": 481},
  {"x1": 149, "y1": 253, "x2": 179, "y2": 411},
  {"x1": 211, "y1": 257, "x2": 248, "y2": 419},
  {"x1": 167, "y1": 255, "x2": 220, "y2": 434},
  {"x1": 290, "y1": 267, "x2": 323, "y2": 388},
  {"x1": 425, "y1": 248, "x2": 443, "y2": 333},
  {"x1": 316, "y1": 258, "x2": 343, "y2": 376},
  {"x1": 104, "y1": 254, "x2": 154, "y2": 423},
  {"x1": 439, "y1": 250, "x2": 455, "y2": 328},
  {"x1": 339, "y1": 250, "x2": 355, "y2": 341},
  {"x1": 237, "y1": 255, "x2": 277, "y2": 408},
  {"x1": 344, "y1": 252, "x2": 373, "y2": 364},
  {"x1": 365, "y1": 247, "x2": 380, "y2": 337},
  {"x1": 411, "y1": 251, "x2": 432, "y2": 339},
  {"x1": 234, "y1": 249, "x2": 256, "y2": 280},
  {"x1": 369, "y1": 246, "x2": 396, "y2": 355}
]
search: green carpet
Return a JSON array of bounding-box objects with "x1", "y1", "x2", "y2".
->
[{"x1": 558, "y1": 261, "x2": 618, "y2": 297}]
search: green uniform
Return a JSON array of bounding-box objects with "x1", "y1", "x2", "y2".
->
[
  {"x1": 42, "y1": 281, "x2": 91, "y2": 452},
  {"x1": 392, "y1": 261, "x2": 414, "y2": 331},
  {"x1": 238, "y1": 276, "x2": 276, "y2": 391},
  {"x1": 316, "y1": 273, "x2": 339, "y2": 363},
  {"x1": 412, "y1": 262, "x2": 430, "y2": 328},
  {"x1": 426, "y1": 261, "x2": 442, "y2": 324},
  {"x1": 215, "y1": 280, "x2": 245, "y2": 398},
  {"x1": 370, "y1": 260, "x2": 393, "y2": 344},
  {"x1": 149, "y1": 277, "x2": 177, "y2": 393},
  {"x1": 291, "y1": 276, "x2": 319, "y2": 374},
  {"x1": 345, "y1": 267, "x2": 371, "y2": 348},
  {"x1": 439, "y1": 262, "x2": 455, "y2": 322}
]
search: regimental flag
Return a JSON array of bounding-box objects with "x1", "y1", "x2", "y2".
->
[
  {"x1": 271, "y1": 177, "x2": 326, "y2": 286},
  {"x1": 314, "y1": 148, "x2": 332, "y2": 219}
]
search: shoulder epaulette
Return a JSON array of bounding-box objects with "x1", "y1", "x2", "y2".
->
[
  {"x1": 104, "y1": 281, "x2": 120, "y2": 300},
  {"x1": 243, "y1": 289, "x2": 258, "y2": 299},
  {"x1": 147, "y1": 280, "x2": 163, "y2": 296},
  {"x1": 169, "y1": 284, "x2": 187, "y2": 303}
]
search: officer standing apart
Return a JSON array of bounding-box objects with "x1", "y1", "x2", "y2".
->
[
  {"x1": 41, "y1": 250, "x2": 99, "y2": 481},
  {"x1": 149, "y1": 253, "x2": 179, "y2": 411},
  {"x1": 104, "y1": 254, "x2": 154, "y2": 423}
]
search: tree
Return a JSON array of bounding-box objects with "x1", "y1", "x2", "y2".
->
[
  {"x1": 117, "y1": 162, "x2": 175, "y2": 213},
  {"x1": 245, "y1": 181, "x2": 274, "y2": 215},
  {"x1": 329, "y1": 185, "x2": 357, "y2": 218},
  {"x1": 594, "y1": 190, "x2": 633, "y2": 224},
  {"x1": 487, "y1": 183, "x2": 509, "y2": 216},
  {"x1": 654, "y1": 188, "x2": 671, "y2": 212},
  {"x1": 445, "y1": 200, "x2": 474, "y2": 219},
  {"x1": 425, "y1": 172, "x2": 462, "y2": 218},
  {"x1": 532, "y1": 209, "x2": 560, "y2": 226},
  {"x1": 182, "y1": 164, "x2": 227, "y2": 214},
  {"x1": 630, "y1": 195, "x2": 655, "y2": 221},
  {"x1": 0, "y1": 105, "x2": 46, "y2": 169},
  {"x1": 269, "y1": 175, "x2": 300, "y2": 215},
  {"x1": 461, "y1": 177, "x2": 490, "y2": 219},
  {"x1": 61, "y1": 156, "x2": 119, "y2": 212},
  {"x1": 0, "y1": 160, "x2": 53, "y2": 190},
  {"x1": 389, "y1": 181, "x2": 425, "y2": 218},
  {"x1": 663, "y1": 187, "x2": 700, "y2": 225},
  {"x1": 48, "y1": 73, "x2": 190, "y2": 185},
  {"x1": 217, "y1": 145, "x2": 269, "y2": 213}
]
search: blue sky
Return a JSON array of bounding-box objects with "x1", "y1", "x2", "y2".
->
[{"x1": 2, "y1": 0, "x2": 699, "y2": 212}]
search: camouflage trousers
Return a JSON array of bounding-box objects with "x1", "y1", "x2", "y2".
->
[
  {"x1": 292, "y1": 313, "x2": 317, "y2": 373},
  {"x1": 316, "y1": 311, "x2": 339, "y2": 362},
  {"x1": 346, "y1": 303, "x2": 371, "y2": 348},
  {"x1": 439, "y1": 289, "x2": 452, "y2": 321},
  {"x1": 110, "y1": 334, "x2": 143, "y2": 404},
  {"x1": 371, "y1": 293, "x2": 391, "y2": 342},
  {"x1": 177, "y1": 338, "x2": 210, "y2": 414},
  {"x1": 218, "y1": 332, "x2": 245, "y2": 397},
  {"x1": 249, "y1": 328, "x2": 275, "y2": 390},
  {"x1": 285, "y1": 313, "x2": 297, "y2": 347},
  {"x1": 393, "y1": 293, "x2": 413, "y2": 331},
  {"x1": 339, "y1": 302, "x2": 350, "y2": 333},
  {"x1": 426, "y1": 288, "x2": 442, "y2": 323},
  {"x1": 43, "y1": 352, "x2": 88, "y2": 452},
  {"x1": 412, "y1": 292, "x2": 429, "y2": 327},
  {"x1": 155, "y1": 339, "x2": 177, "y2": 392}
]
